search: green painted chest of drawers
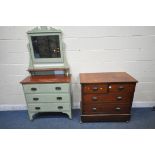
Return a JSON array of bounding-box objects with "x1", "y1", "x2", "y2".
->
[
  {"x1": 21, "y1": 75, "x2": 72, "y2": 120},
  {"x1": 20, "y1": 27, "x2": 72, "y2": 121}
]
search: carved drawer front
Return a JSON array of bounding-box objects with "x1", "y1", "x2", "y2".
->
[
  {"x1": 82, "y1": 103, "x2": 131, "y2": 115},
  {"x1": 83, "y1": 94, "x2": 131, "y2": 104},
  {"x1": 82, "y1": 84, "x2": 108, "y2": 94},
  {"x1": 28, "y1": 103, "x2": 70, "y2": 112},
  {"x1": 108, "y1": 83, "x2": 135, "y2": 94},
  {"x1": 25, "y1": 94, "x2": 70, "y2": 103},
  {"x1": 23, "y1": 83, "x2": 70, "y2": 93}
]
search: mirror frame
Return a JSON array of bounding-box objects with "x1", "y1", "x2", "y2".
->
[{"x1": 27, "y1": 27, "x2": 64, "y2": 64}]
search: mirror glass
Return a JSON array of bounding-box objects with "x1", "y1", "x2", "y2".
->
[{"x1": 31, "y1": 35, "x2": 61, "y2": 58}]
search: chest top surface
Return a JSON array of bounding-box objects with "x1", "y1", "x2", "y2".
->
[
  {"x1": 80, "y1": 72, "x2": 137, "y2": 84},
  {"x1": 21, "y1": 75, "x2": 71, "y2": 84}
]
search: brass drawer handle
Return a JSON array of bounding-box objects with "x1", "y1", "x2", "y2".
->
[
  {"x1": 55, "y1": 87, "x2": 61, "y2": 90},
  {"x1": 118, "y1": 86, "x2": 124, "y2": 91},
  {"x1": 58, "y1": 106, "x2": 63, "y2": 110},
  {"x1": 115, "y1": 107, "x2": 121, "y2": 111},
  {"x1": 57, "y1": 97, "x2": 62, "y2": 100},
  {"x1": 92, "y1": 107, "x2": 97, "y2": 111},
  {"x1": 33, "y1": 98, "x2": 39, "y2": 101},
  {"x1": 92, "y1": 96, "x2": 98, "y2": 101},
  {"x1": 35, "y1": 107, "x2": 40, "y2": 110},
  {"x1": 92, "y1": 86, "x2": 98, "y2": 91},
  {"x1": 31, "y1": 88, "x2": 37, "y2": 91},
  {"x1": 116, "y1": 96, "x2": 123, "y2": 100}
]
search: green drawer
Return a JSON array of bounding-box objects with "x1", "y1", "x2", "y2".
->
[
  {"x1": 25, "y1": 93, "x2": 70, "y2": 103},
  {"x1": 23, "y1": 83, "x2": 70, "y2": 94},
  {"x1": 28, "y1": 103, "x2": 70, "y2": 112}
]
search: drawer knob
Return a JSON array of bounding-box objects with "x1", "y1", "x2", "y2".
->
[
  {"x1": 57, "y1": 97, "x2": 62, "y2": 100},
  {"x1": 58, "y1": 106, "x2": 63, "y2": 110},
  {"x1": 116, "y1": 96, "x2": 123, "y2": 100},
  {"x1": 55, "y1": 87, "x2": 61, "y2": 90},
  {"x1": 35, "y1": 107, "x2": 40, "y2": 110},
  {"x1": 118, "y1": 86, "x2": 124, "y2": 91},
  {"x1": 31, "y1": 88, "x2": 37, "y2": 91},
  {"x1": 92, "y1": 96, "x2": 98, "y2": 101},
  {"x1": 92, "y1": 107, "x2": 97, "y2": 111},
  {"x1": 33, "y1": 98, "x2": 39, "y2": 101},
  {"x1": 115, "y1": 107, "x2": 121, "y2": 111},
  {"x1": 92, "y1": 86, "x2": 98, "y2": 91}
]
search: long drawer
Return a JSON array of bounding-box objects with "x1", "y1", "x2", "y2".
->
[
  {"x1": 83, "y1": 94, "x2": 132, "y2": 104},
  {"x1": 25, "y1": 94, "x2": 70, "y2": 103},
  {"x1": 23, "y1": 83, "x2": 70, "y2": 93},
  {"x1": 28, "y1": 103, "x2": 70, "y2": 112},
  {"x1": 82, "y1": 103, "x2": 131, "y2": 115}
]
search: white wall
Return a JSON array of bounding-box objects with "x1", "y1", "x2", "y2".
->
[{"x1": 0, "y1": 26, "x2": 155, "y2": 110}]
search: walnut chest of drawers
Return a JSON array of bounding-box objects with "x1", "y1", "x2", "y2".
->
[
  {"x1": 80, "y1": 72, "x2": 138, "y2": 122},
  {"x1": 21, "y1": 75, "x2": 72, "y2": 120}
]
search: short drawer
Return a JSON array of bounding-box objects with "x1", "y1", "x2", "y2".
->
[
  {"x1": 82, "y1": 84, "x2": 108, "y2": 94},
  {"x1": 82, "y1": 103, "x2": 131, "y2": 115},
  {"x1": 83, "y1": 94, "x2": 131, "y2": 104},
  {"x1": 108, "y1": 83, "x2": 135, "y2": 94},
  {"x1": 28, "y1": 103, "x2": 70, "y2": 112},
  {"x1": 25, "y1": 94, "x2": 70, "y2": 103},
  {"x1": 23, "y1": 83, "x2": 70, "y2": 93}
]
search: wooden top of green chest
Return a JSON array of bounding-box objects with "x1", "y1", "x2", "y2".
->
[
  {"x1": 80, "y1": 72, "x2": 138, "y2": 84},
  {"x1": 21, "y1": 75, "x2": 71, "y2": 84}
]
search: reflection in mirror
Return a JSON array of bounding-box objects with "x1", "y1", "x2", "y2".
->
[{"x1": 31, "y1": 35, "x2": 61, "y2": 58}]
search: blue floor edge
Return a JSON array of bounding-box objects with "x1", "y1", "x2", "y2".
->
[{"x1": 0, "y1": 108, "x2": 154, "y2": 129}]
